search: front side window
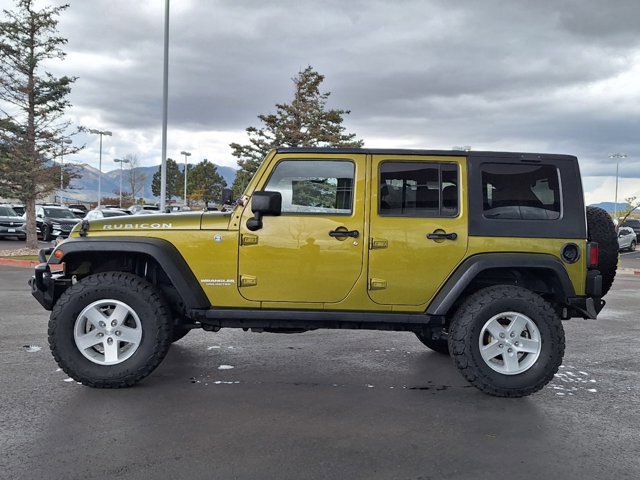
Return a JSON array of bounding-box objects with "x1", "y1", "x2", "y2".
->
[
  {"x1": 379, "y1": 162, "x2": 458, "y2": 217},
  {"x1": 482, "y1": 164, "x2": 561, "y2": 220},
  {"x1": 264, "y1": 160, "x2": 354, "y2": 215}
]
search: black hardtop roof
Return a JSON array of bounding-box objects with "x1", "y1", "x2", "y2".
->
[{"x1": 275, "y1": 147, "x2": 577, "y2": 162}]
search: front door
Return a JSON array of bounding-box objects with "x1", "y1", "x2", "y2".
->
[
  {"x1": 368, "y1": 155, "x2": 469, "y2": 306},
  {"x1": 238, "y1": 155, "x2": 366, "y2": 304}
]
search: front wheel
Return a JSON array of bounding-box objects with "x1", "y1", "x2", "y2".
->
[
  {"x1": 629, "y1": 240, "x2": 636, "y2": 252},
  {"x1": 48, "y1": 272, "x2": 173, "y2": 388},
  {"x1": 42, "y1": 224, "x2": 51, "y2": 241},
  {"x1": 448, "y1": 285, "x2": 564, "y2": 397}
]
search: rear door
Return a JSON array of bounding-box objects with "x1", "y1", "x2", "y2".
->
[{"x1": 368, "y1": 155, "x2": 468, "y2": 306}]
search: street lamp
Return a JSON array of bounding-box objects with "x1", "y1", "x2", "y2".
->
[
  {"x1": 180, "y1": 150, "x2": 191, "y2": 206},
  {"x1": 114, "y1": 158, "x2": 130, "y2": 208},
  {"x1": 609, "y1": 153, "x2": 627, "y2": 225},
  {"x1": 88, "y1": 129, "x2": 113, "y2": 207},
  {"x1": 59, "y1": 138, "x2": 72, "y2": 192}
]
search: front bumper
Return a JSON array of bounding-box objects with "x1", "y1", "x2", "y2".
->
[{"x1": 29, "y1": 248, "x2": 70, "y2": 310}]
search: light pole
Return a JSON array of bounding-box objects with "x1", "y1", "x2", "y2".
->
[
  {"x1": 609, "y1": 153, "x2": 627, "y2": 225},
  {"x1": 180, "y1": 150, "x2": 191, "y2": 206},
  {"x1": 88, "y1": 129, "x2": 112, "y2": 207},
  {"x1": 114, "y1": 158, "x2": 130, "y2": 208},
  {"x1": 59, "y1": 138, "x2": 72, "y2": 192}
]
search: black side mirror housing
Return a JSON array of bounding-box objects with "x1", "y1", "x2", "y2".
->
[
  {"x1": 251, "y1": 191, "x2": 282, "y2": 216},
  {"x1": 246, "y1": 191, "x2": 282, "y2": 231}
]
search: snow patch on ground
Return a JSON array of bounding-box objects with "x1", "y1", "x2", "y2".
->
[
  {"x1": 218, "y1": 364, "x2": 234, "y2": 370},
  {"x1": 23, "y1": 345, "x2": 41, "y2": 353},
  {"x1": 550, "y1": 365, "x2": 599, "y2": 397}
]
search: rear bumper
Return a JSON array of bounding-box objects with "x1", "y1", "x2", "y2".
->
[{"x1": 567, "y1": 296, "x2": 605, "y2": 319}]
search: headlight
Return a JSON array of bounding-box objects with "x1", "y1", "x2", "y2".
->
[{"x1": 52, "y1": 223, "x2": 62, "y2": 230}]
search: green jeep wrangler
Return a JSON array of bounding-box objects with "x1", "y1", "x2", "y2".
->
[{"x1": 30, "y1": 148, "x2": 617, "y2": 397}]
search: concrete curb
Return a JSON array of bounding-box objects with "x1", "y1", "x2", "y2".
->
[
  {"x1": 618, "y1": 267, "x2": 640, "y2": 276},
  {"x1": 0, "y1": 258, "x2": 39, "y2": 268}
]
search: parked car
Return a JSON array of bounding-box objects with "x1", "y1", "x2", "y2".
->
[
  {"x1": 67, "y1": 204, "x2": 89, "y2": 213},
  {"x1": 618, "y1": 226, "x2": 636, "y2": 251},
  {"x1": 127, "y1": 204, "x2": 159, "y2": 214},
  {"x1": 84, "y1": 208, "x2": 129, "y2": 220},
  {"x1": 69, "y1": 208, "x2": 87, "y2": 219},
  {"x1": 0, "y1": 204, "x2": 26, "y2": 240},
  {"x1": 621, "y1": 218, "x2": 640, "y2": 242},
  {"x1": 35, "y1": 205, "x2": 81, "y2": 241},
  {"x1": 5, "y1": 203, "x2": 25, "y2": 216}
]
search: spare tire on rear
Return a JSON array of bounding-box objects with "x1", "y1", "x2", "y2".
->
[{"x1": 586, "y1": 206, "x2": 618, "y2": 296}]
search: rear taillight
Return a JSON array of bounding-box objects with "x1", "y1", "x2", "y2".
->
[{"x1": 587, "y1": 242, "x2": 599, "y2": 268}]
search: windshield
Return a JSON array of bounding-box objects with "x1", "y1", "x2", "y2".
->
[
  {"x1": 44, "y1": 208, "x2": 77, "y2": 219},
  {"x1": 0, "y1": 206, "x2": 18, "y2": 217}
]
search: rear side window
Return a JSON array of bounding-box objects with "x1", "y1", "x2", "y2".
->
[
  {"x1": 482, "y1": 164, "x2": 561, "y2": 220},
  {"x1": 379, "y1": 162, "x2": 458, "y2": 217}
]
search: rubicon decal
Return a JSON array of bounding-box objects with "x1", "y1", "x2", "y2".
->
[{"x1": 102, "y1": 223, "x2": 173, "y2": 230}]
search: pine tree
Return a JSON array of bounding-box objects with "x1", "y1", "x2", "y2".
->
[
  {"x1": 0, "y1": 0, "x2": 80, "y2": 248},
  {"x1": 187, "y1": 159, "x2": 227, "y2": 208},
  {"x1": 151, "y1": 158, "x2": 183, "y2": 201},
  {"x1": 230, "y1": 66, "x2": 363, "y2": 197}
]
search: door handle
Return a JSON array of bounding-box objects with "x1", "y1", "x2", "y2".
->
[
  {"x1": 329, "y1": 229, "x2": 359, "y2": 238},
  {"x1": 427, "y1": 232, "x2": 458, "y2": 241}
]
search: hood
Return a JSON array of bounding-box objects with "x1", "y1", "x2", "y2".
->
[
  {"x1": 0, "y1": 215, "x2": 25, "y2": 224},
  {"x1": 71, "y1": 211, "x2": 233, "y2": 236},
  {"x1": 50, "y1": 217, "x2": 81, "y2": 224}
]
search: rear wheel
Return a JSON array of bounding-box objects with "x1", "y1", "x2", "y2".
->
[
  {"x1": 48, "y1": 272, "x2": 173, "y2": 388},
  {"x1": 171, "y1": 324, "x2": 191, "y2": 343},
  {"x1": 448, "y1": 285, "x2": 564, "y2": 397},
  {"x1": 414, "y1": 329, "x2": 449, "y2": 354}
]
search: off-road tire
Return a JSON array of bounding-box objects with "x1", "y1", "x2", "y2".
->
[
  {"x1": 586, "y1": 206, "x2": 617, "y2": 296},
  {"x1": 48, "y1": 272, "x2": 173, "y2": 388},
  {"x1": 171, "y1": 325, "x2": 191, "y2": 343},
  {"x1": 415, "y1": 330, "x2": 449, "y2": 354},
  {"x1": 448, "y1": 285, "x2": 564, "y2": 397}
]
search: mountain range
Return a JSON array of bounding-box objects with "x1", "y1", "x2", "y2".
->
[{"x1": 60, "y1": 163, "x2": 237, "y2": 205}]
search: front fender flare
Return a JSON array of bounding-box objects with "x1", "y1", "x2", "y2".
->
[{"x1": 49, "y1": 237, "x2": 210, "y2": 310}]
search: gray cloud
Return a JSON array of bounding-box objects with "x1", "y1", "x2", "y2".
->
[{"x1": 1, "y1": 0, "x2": 639, "y2": 200}]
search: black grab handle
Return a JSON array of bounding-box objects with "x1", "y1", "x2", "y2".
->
[
  {"x1": 329, "y1": 229, "x2": 360, "y2": 238},
  {"x1": 427, "y1": 232, "x2": 458, "y2": 241}
]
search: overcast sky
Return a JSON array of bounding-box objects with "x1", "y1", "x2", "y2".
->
[{"x1": 2, "y1": 0, "x2": 640, "y2": 204}]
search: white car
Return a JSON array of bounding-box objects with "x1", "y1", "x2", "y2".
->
[
  {"x1": 618, "y1": 226, "x2": 636, "y2": 251},
  {"x1": 84, "y1": 208, "x2": 129, "y2": 221}
]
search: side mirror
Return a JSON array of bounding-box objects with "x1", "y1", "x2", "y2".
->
[
  {"x1": 246, "y1": 191, "x2": 282, "y2": 231},
  {"x1": 220, "y1": 188, "x2": 233, "y2": 205}
]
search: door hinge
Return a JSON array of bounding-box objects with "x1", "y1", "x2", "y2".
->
[
  {"x1": 369, "y1": 238, "x2": 388, "y2": 250},
  {"x1": 241, "y1": 234, "x2": 259, "y2": 246},
  {"x1": 239, "y1": 275, "x2": 258, "y2": 287},
  {"x1": 368, "y1": 278, "x2": 387, "y2": 290}
]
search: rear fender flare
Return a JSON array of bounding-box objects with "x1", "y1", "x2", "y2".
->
[{"x1": 427, "y1": 253, "x2": 576, "y2": 316}]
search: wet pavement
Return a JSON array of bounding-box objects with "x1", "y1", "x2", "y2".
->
[{"x1": 1, "y1": 266, "x2": 639, "y2": 479}]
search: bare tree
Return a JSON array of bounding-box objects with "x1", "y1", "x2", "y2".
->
[{"x1": 123, "y1": 154, "x2": 147, "y2": 202}]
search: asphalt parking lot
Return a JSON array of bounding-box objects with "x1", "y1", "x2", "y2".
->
[{"x1": 1, "y1": 264, "x2": 639, "y2": 480}]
